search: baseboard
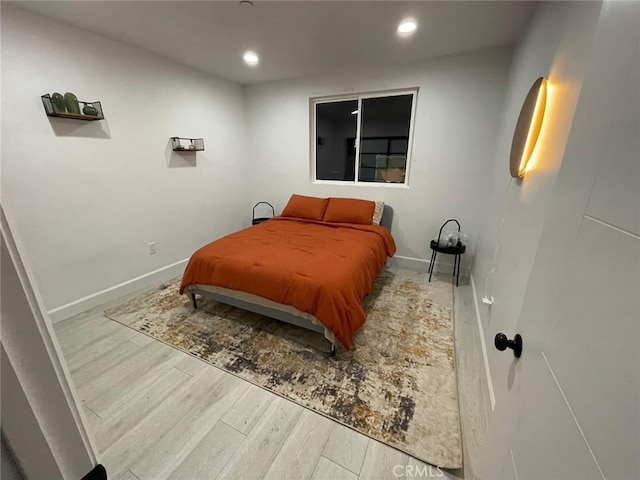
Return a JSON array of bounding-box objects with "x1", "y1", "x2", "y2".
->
[
  {"x1": 470, "y1": 274, "x2": 496, "y2": 410},
  {"x1": 47, "y1": 258, "x2": 189, "y2": 323},
  {"x1": 389, "y1": 255, "x2": 430, "y2": 269},
  {"x1": 390, "y1": 254, "x2": 470, "y2": 275}
]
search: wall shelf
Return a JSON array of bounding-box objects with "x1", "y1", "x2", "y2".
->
[
  {"x1": 171, "y1": 137, "x2": 204, "y2": 151},
  {"x1": 41, "y1": 94, "x2": 104, "y2": 121}
]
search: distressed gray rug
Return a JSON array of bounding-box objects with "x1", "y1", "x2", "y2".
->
[{"x1": 105, "y1": 267, "x2": 462, "y2": 468}]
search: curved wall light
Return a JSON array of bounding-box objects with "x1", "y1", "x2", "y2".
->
[{"x1": 509, "y1": 77, "x2": 548, "y2": 178}]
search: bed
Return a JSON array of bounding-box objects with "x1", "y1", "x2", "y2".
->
[{"x1": 180, "y1": 195, "x2": 396, "y2": 354}]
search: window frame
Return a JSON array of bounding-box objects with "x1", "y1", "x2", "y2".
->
[{"x1": 310, "y1": 88, "x2": 418, "y2": 188}]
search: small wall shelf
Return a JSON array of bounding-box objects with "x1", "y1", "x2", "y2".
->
[
  {"x1": 171, "y1": 137, "x2": 204, "y2": 152},
  {"x1": 41, "y1": 94, "x2": 104, "y2": 121}
]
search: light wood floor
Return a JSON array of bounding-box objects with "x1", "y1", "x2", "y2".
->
[{"x1": 54, "y1": 290, "x2": 465, "y2": 480}]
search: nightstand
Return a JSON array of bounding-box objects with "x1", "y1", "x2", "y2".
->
[
  {"x1": 428, "y1": 219, "x2": 466, "y2": 287},
  {"x1": 252, "y1": 202, "x2": 275, "y2": 225}
]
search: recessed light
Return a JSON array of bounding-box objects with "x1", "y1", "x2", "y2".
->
[
  {"x1": 243, "y1": 51, "x2": 259, "y2": 66},
  {"x1": 397, "y1": 20, "x2": 417, "y2": 35}
]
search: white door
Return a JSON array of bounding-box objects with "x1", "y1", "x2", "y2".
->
[{"x1": 479, "y1": 3, "x2": 640, "y2": 479}]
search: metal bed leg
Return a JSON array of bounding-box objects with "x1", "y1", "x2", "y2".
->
[
  {"x1": 191, "y1": 293, "x2": 197, "y2": 310},
  {"x1": 456, "y1": 254, "x2": 461, "y2": 287},
  {"x1": 330, "y1": 343, "x2": 336, "y2": 357}
]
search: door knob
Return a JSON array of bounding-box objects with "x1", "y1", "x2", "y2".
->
[{"x1": 494, "y1": 333, "x2": 523, "y2": 358}]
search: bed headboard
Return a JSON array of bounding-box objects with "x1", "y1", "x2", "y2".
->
[{"x1": 380, "y1": 205, "x2": 393, "y2": 231}]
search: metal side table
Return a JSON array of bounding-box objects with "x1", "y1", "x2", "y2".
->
[{"x1": 428, "y1": 219, "x2": 466, "y2": 287}]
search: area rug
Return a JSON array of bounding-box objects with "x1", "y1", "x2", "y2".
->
[{"x1": 105, "y1": 267, "x2": 462, "y2": 468}]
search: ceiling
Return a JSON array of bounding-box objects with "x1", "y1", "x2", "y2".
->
[{"x1": 14, "y1": 1, "x2": 538, "y2": 85}]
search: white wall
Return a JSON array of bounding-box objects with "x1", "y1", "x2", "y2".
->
[
  {"x1": 1, "y1": 4, "x2": 249, "y2": 318},
  {"x1": 471, "y1": 1, "x2": 603, "y2": 409},
  {"x1": 244, "y1": 47, "x2": 513, "y2": 265}
]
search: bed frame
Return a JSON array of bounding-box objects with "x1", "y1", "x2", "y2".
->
[{"x1": 188, "y1": 205, "x2": 393, "y2": 356}]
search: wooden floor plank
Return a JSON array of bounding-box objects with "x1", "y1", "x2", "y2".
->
[
  {"x1": 116, "y1": 471, "x2": 139, "y2": 480},
  {"x1": 100, "y1": 368, "x2": 227, "y2": 480},
  {"x1": 81, "y1": 405, "x2": 102, "y2": 432},
  {"x1": 163, "y1": 420, "x2": 245, "y2": 480},
  {"x1": 53, "y1": 309, "x2": 101, "y2": 336},
  {"x1": 358, "y1": 440, "x2": 409, "y2": 480},
  {"x1": 58, "y1": 317, "x2": 122, "y2": 357},
  {"x1": 130, "y1": 372, "x2": 248, "y2": 480},
  {"x1": 86, "y1": 344, "x2": 183, "y2": 417},
  {"x1": 126, "y1": 329, "x2": 155, "y2": 346},
  {"x1": 321, "y1": 423, "x2": 370, "y2": 475},
  {"x1": 215, "y1": 396, "x2": 304, "y2": 480},
  {"x1": 93, "y1": 368, "x2": 191, "y2": 453},
  {"x1": 263, "y1": 409, "x2": 335, "y2": 480},
  {"x1": 311, "y1": 457, "x2": 358, "y2": 480},
  {"x1": 174, "y1": 354, "x2": 209, "y2": 377},
  {"x1": 78, "y1": 340, "x2": 169, "y2": 407},
  {"x1": 220, "y1": 384, "x2": 276, "y2": 435},
  {"x1": 92, "y1": 315, "x2": 117, "y2": 327},
  {"x1": 68, "y1": 338, "x2": 141, "y2": 390},
  {"x1": 65, "y1": 326, "x2": 134, "y2": 372}
]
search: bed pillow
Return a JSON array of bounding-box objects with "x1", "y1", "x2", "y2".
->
[
  {"x1": 281, "y1": 194, "x2": 329, "y2": 221},
  {"x1": 372, "y1": 201, "x2": 385, "y2": 226},
  {"x1": 323, "y1": 197, "x2": 376, "y2": 225}
]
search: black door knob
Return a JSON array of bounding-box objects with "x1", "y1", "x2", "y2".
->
[{"x1": 494, "y1": 333, "x2": 523, "y2": 358}]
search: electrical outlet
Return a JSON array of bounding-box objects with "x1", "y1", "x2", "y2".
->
[
  {"x1": 482, "y1": 296, "x2": 494, "y2": 305},
  {"x1": 147, "y1": 242, "x2": 157, "y2": 255}
]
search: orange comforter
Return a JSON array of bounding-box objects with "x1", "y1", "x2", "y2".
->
[{"x1": 180, "y1": 217, "x2": 396, "y2": 350}]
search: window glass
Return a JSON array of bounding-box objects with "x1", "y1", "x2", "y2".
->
[
  {"x1": 315, "y1": 100, "x2": 358, "y2": 181},
  {"x1": 358, "y1": 94, "x2": 413, "y2": 183}
]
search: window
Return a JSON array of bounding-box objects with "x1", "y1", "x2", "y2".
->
[{"x1": 312, "y1": 90, "x2": 417, "y2": 185}]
